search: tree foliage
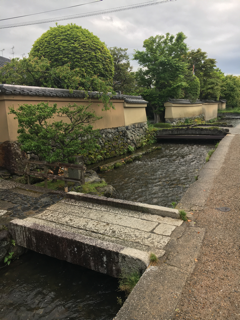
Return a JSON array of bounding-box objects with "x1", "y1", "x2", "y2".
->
[
  {"x1": 29, "y1": 23, "x2": 114, "y2": 83},
  {"x1": 184, "y1": 72, "x2": 200, "y2": 102},
  {"x1": 186, "y1": 49, "x2": 222, "y2": 100},
  {"x1": 9, "y1": 103, "x2": 101, "y2": 164},
  {"x1": 0, "y1": 57, "x2": 113, "y2": 109},
  {"x1": 134, "y1": 32, "x2": 189, "y2": 120},
  {"x1": 221, "y1": 75, "x2": 240, "y2": 108},
  {"x1": 109, "y1": 47, "x2": 137, "y2": 94}
]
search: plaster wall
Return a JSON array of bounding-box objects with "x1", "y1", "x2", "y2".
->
[
  {"x1": 202, "y1": 103, "x2": 218, "y2": 121},
  {"x1": 218, "y1": 102, "x2": 226, "y2": 110},
  {"x1": 164, "y1": 103, "x2": 203, "y2": 120},
  {"x1": 124, "y1": 104, "x2": 147, "y2": 126},
  {"x1": 0, "y1": 100, "x2": 9, "y2": 142},
  {"x1": 221, "y1": 102, "x2": 226, "y2": 110},
  {"x1": 0, "y1": 95, "x2": 127, "y2": 142}
]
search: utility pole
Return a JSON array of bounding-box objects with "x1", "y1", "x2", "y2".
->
[
  {"x1": 22, "y1": 53, "x2": 25, "y2": 58},
  {"x1": 11, "y1": 46, "x2": 15, "y2": 59},
  {"x1": 0, "y1": 49, "x2": 5, "y2": 56}
]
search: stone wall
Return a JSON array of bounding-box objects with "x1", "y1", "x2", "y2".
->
[
  {"x1": 0, "y1": 141, "x2": 27, "y2": 174},
  {"x1": 165, "y1": 114, "x2": 204, "y2": 125},
  {"x1": 84, "y1": 122, "x2": 151, "y2": 165},
  {"x1": 0, "y1": 122, "x2": 153, "y2": 171}
]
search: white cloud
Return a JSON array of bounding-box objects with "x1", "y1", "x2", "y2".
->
[{"x1": 0, "y1": 0, "x2": 239, "y2": 74}]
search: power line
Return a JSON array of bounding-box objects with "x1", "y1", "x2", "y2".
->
[
  {"x1": 0, "y1": 0, "x2": 103, "y2": 22},
  {"x1": 0, "y1": 0, "x2": 176, "y2": 30}
]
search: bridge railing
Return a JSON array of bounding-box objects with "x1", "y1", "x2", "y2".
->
[{"x1": 19, "y1": 160, "x2": 85, "y2": 192}]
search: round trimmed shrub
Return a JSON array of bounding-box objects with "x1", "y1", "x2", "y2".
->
[{"x1": 29, "y1": 24, "x2": 114, "y2": 82}]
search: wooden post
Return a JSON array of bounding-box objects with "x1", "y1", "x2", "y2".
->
[
  {"x1": 26, "y1": 162, "x2": 30, "y2": 185},
  {"x1": 64, "y1": 168, "x2": 68, "y2": 193},
  {"x1": 81, "y1": 166, "x2": 85, "y2": 185},
  {"x1": 44, "y1": 165, "x2": 48, "y2": 189}
]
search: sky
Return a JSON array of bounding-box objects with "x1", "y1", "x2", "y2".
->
[{"x1": 0, "y1": 0, "x2": 240, "y2": 75}]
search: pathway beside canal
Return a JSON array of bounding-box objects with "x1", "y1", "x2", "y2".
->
[{"x1": 172, "y1": 127, "x2": 240, "y2": 319}]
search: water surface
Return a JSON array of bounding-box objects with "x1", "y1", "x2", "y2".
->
[
  {"x1": 100, "y1": 142, "x2": 217, "y2": 207},
  {"x1": 0, "y1": 251, "x2": 121, "y2": 320}
]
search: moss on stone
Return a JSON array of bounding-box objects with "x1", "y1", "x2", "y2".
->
[{"x1": 114, "y1": 162, "x2": 124, "y2": 168}]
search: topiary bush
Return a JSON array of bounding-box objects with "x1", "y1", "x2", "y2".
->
[{"x1": 29, "y1": 24, "x2": 114, "y2": 83}]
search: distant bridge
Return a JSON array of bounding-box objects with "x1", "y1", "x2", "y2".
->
[{"x1": 156, "y1": 127, "x2": 229, "y2": 141}]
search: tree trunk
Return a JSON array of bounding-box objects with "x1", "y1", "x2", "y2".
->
[{"x1": 153, "y1": 113, "x2": 160, "y2": 124}]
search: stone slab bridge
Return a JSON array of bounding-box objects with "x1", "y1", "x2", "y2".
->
[{"x1": 9, "y1": 192, "x2": 183, "y2": 277}]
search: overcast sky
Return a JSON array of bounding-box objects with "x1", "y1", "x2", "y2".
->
[{"x1": 0, "y1": 0, "x2": 239, "y2": 75}]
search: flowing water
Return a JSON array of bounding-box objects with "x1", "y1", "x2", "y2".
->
[
  {"x1": 100, "y1": 142, "x2": 217, "y2": 207},
  {"x1": 0, "y1": 251, "x2": 122, "y2": 320},
  {"x1": 1, "y1": 118, "x2": 239, "y2": 320}
]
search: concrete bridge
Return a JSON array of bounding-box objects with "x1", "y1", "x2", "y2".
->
[
  {"x1": 9, "y1": 192, "x2": 182, "y2": 277},
  {"x1": 156, "y1": 127, "x2": 229, "y2": 140}
]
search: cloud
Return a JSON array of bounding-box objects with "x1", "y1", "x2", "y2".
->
[{"x1": 0, "y1": 0, "x2": 239, "y2": 74}]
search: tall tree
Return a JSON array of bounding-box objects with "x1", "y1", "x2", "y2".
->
[
  {"x1": 109, "y1": 47, "x2": 136, "y2": 94},
  {"x1": 134, "y1": 32, "x2": 189, "y2": 122},
  {"x1": 186, "y1": 49, "x2": 222, "y2": 100},
  {"x1": 221, "y1": 75, "x2": 240, "y2": 108},
  {"x1": 30, "y1": 24, "x2": 114, "y2": 84}
]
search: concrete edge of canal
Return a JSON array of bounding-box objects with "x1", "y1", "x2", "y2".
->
[
  {"x1": 66, "y1": 191, "x2": 180, "y2": 219},
  {"x1": 114, "y1": 131, "x2": 236, "y2": 320}
]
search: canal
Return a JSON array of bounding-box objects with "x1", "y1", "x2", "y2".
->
[{"x1": 1, "y1": 119, "x2": 239, "y2": 320}]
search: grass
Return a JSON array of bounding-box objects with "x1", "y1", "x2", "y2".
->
[
  {"x1": 119, "y1": 271, "x2": 141, "y2": 297},
  {"x1": 154, "y1": 123, "x2": 172, "y2": 128},
  {"x1": 218, "y1": 107, "x2": 240, "y2": 113},
  {"x1": 179, "y1": 210, "x2": 188, "y2": 221},
  {"x1": 206, "y1": 149, "x2": 215, "y2": 162},
  {"x1": 171, "y1": 201, "x2": 177, "y2": 208},
  {"x1": 81, "y1": 181, "x2": 107, "y2": 194},
  {"x1": 149, "y1": 253, "x2": 158, "y2": 263},
  {"x1": 35, "y1": 180, "x2": 75, "y2": 190}
]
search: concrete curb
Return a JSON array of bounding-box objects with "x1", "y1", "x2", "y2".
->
[
  {"x1": 66, "y1": 191, "x2": 180, "y2": 219},
  {"x1": 177, "y1": 132, "x2": 236, "y2": 211},
  {"x1": 114, "y1": 225, "x2": 206, "y2": 320}
]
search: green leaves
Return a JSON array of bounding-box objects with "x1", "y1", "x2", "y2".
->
[
  {"x1": 221, "y1": 75, "x2": 240, "y2": 108},
  {"x1": 186, "y1": 49, "x2": 222, "y2": 100},
  {"x1": 134, "y1": 32, "x2": 189, "y2": 116},
  {"x1": 9, "y1": 102, "x2": 101, "y2": 164},
  {"x1": 109, "y1": 47, "x2": 137, "y2": 95},
  {"x1": 29, "y1": 23, "x2": 114, "y2": 83},
  {"x1": 0, "y1": 56, "x2": 114, "y2": 110}
]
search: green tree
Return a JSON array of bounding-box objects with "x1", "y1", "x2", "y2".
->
[
  {"x1": 109, "y1": 47, "x2": 136, "y2": 94},
  {"x1": 29, "y1": 23, "x2": 114, "y2": 84},
  {"x1": 0, "y1": 57, "x2": 113, "y2": 109},
  {"x1": 184, "y1": 72, "x2": 200, "y2": 102},
  {"x1": 134, "y1": 32, "x2": 189, "y2": 122},
  {"x1": 221, "y1": 75, "x2": 240, "y2": 108},
  {"x1": 9, "y1": 102, "x2": 101, "y2": 174},
  {"x1": 186, "y1": 49, "x2": 222, "y2": 100}
]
